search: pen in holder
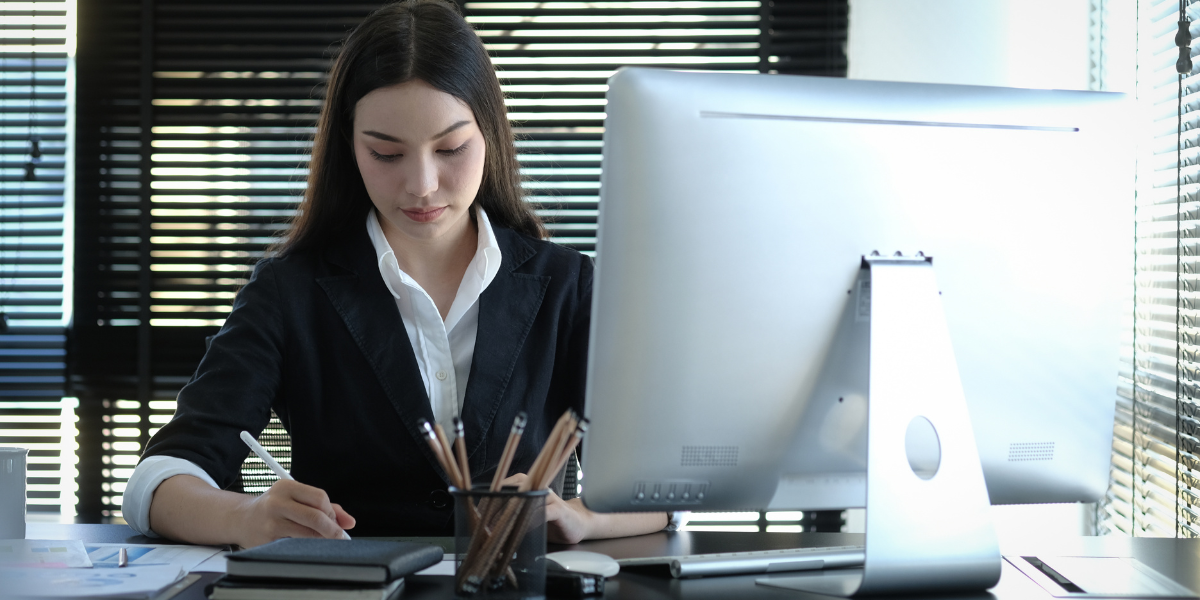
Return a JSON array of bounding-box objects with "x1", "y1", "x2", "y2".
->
[{"x1": 453, "y1": 487, "x2": 547, "y2": 599}]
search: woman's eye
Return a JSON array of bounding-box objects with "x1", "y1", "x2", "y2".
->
[
  {"x1": 438, "y1": 143, "x2": 469, "y2": 157},
  {"x1": 369, "y1": 149, "x2": 400, "y2": 161}
]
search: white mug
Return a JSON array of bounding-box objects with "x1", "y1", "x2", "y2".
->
[{"x1": 0, "y1": 447, "x2": 27, "y2": 539}]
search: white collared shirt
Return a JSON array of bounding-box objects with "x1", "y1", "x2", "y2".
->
[
  {"x1": 122, "y1": 207, "x2": 502, "y2": 536},
  {"x1": 367, "y1": 206, "x2": 502, "y2": 430}
]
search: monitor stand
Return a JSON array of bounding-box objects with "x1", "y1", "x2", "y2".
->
[{"x1": 757, "y1": 254, "x2": 1001, "y2": 596}]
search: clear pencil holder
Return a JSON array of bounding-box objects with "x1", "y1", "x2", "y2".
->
[{"x1": 453, "y1": 487, "x2": 547, "y2": 599}]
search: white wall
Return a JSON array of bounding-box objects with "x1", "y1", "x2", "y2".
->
[{"x1": 848, "y1": 0, "x2": 1092, "y2": 90}]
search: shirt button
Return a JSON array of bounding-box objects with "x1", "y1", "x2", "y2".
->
[
  {"x1": 428, "y1": 490, "x2": 451, "y2": 510},
  {"x1": 436, "y1": 370, "x2": 448, "y2": 381}
]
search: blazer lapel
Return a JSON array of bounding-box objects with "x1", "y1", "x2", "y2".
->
[
  {"x1": 461, "y1": 229, "x2": 548, "y2": 461},
  {"x1": 315, "y1": 230, "x2": 448, "y2": 482}
]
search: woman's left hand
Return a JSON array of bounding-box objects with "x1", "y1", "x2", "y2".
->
[{"x1": 499, "y1": 473, "x2": 591, "y2": 544}]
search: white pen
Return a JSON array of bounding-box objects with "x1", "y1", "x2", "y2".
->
[{"x1": 240, "y1": 430, "x2": 352, "y2": 540}]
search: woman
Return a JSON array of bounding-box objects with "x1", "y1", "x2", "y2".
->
[{"x1": 123, "y1": 0, "x2": 667, "y2": 547}]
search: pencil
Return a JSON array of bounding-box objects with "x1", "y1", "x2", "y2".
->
[
  {"x1": 418, "y1": 419, "x2": 461, "y2": 488},
  {"x1": 524, "y1": 410, "x2": 575, "y2": 491},
  {"x1": 490, "y1": 412, "x2": 527, "y2": 492},
  {"x1": 521, "y1": 411, "x2": 569, "y2": 491},
  {"x1": 539, "y1": 418, "x2": 587, "y2": 490},
  {"x1": 453, "y1": 417, "x2": 472, "y2": 489},
  {"x1": 434, "y1": 423, "x2": 464, "y2": 488}
]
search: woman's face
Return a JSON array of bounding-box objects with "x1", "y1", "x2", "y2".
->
[{"x1": 352, "y1": 79, "x2": 486, "y2": 244}]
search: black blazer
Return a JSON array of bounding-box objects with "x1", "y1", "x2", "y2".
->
[{"x1": 141, "y1": 224, "x2": 593, "y2": 536}]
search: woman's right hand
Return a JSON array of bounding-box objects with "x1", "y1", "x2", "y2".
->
[{"x1": 232, "y1": 479, "x2": 356, "y2": 548}]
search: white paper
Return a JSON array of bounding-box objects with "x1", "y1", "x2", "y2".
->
[
  {"x1": 0, "y1": 565, "x2": 184, "y2": 598},
  {"x1": 84, "y1": 543, "x2": 222, "y2": 572},
  {"x1": 0, "y1": 539, "x2": 93, "y2": 568},
  {"x1": 415, "y1": 559, "x2": 456, "y2": 576},
  {"x1": 1006, "y1": 555, "x2": 1197, "y2": 598},
  {"x1": 1044, "y1": 557, "x2": 1195, "y2": 598},
  {"x1": 190, "y1": 551, "x2": 228, "y2": 573}
]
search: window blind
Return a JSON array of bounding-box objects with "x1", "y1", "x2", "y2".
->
[
  {"x1": 0, "y1": 0, "x2": 73, "y2": 520},
  {"x1": 469, "y1": 0, "x2": 763, "y2": 251},
  {"x1": 72, "y1": 0, "x2": 374, "y2": 521},
  {"x1": 70, "y1": 0, "x2": 846, "y2": 522},
  {"x1": 1102, "y1": 0, "x2": 1200, "y2": 537}
]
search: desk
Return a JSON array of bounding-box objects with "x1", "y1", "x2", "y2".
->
[{"x1": 26, "y1": 523, "x2": 1200, "y2": 599}]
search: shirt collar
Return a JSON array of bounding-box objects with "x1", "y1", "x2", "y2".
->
[
  {"x1": 473, "y1": 207, "x2": 503, "y2": 291},
  {"x1": 366, "y1": 206, "x2": 503, "y2": 299}
]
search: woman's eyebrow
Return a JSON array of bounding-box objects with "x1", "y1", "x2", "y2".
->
[
  {"x1": 433, "y1": 120, "x2": 471, "y2": 139},
  {"x1": 361, "y1": 120, "x2": 471, "y2": 144},
  {"x1": 362, "y1": 130, "x2": 401, "y2": 142}
]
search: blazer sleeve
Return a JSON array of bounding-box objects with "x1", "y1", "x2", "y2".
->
[
  {"x1": 566, "y1": 254, "x2": 594, "y2": 453},
  {"x1": 139, "y1": 259, "x2": 287, "y2": 490}
]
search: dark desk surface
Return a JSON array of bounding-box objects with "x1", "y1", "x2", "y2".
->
[{"x1": 26, "y1": 523, "x2": 1200, "y2": 599}]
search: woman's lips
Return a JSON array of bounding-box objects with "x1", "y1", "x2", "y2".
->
[{"x1": 402, "y1": 206, "x2": 447, "y2": 223}]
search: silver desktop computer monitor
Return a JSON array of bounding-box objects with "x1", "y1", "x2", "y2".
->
[{"x1": 580, "y1": 68, "x2": 1131, "y2": 517}]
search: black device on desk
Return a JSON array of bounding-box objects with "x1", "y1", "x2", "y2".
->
[{"x1": 546, "y1": 570, "x2": 605, "y2": 598}]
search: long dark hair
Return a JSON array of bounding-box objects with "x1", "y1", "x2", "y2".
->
[{"x1": 279, "y1": 0, "x2": 543, "y2": 256}]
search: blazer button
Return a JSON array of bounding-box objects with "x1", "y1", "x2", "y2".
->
[{"x1": 429, "y1": 489, "x2": 452, "y2": 510}]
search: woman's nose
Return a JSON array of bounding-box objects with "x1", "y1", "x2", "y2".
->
[{"x1": 404, "y1": 154, "x2": 438, "y2": 198}]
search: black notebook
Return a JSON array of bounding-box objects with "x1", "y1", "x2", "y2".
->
[{"x1": 225, "y1": 538, "x2": 443, "y2": 583}]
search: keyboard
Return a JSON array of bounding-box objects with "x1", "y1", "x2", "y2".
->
[{"x1": 616, "y1": 544, "x2": 865, "y2": 578}]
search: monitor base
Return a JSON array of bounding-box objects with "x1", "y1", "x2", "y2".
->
[
  {"x1": 761, "y1": 255, "x2": 1001, "y2": 596},
  {"x1": 757, "y1": 569, "x2": 864, "y2": 596}
]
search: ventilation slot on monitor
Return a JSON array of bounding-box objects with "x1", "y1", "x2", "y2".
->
[
  {"x1": 681, "y1": 445, "x2": 738, "y2": 467},
  {"x1": 1007, "y1": 442, "x2": 1055, "y2": 462}
]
